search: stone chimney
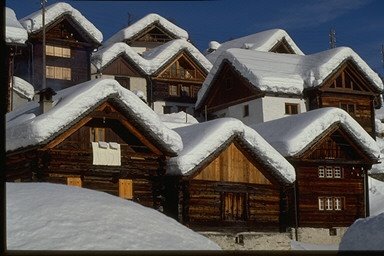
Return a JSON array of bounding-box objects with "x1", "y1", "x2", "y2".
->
[{"x1": 37, "y1": 87, "x2": 56, "y2": 114}]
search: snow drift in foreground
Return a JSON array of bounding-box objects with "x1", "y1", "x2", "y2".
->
[
  {"x1": 339, "y1": 212, "x2": 384, "y2": 251},
  {"x1": 6, "y1": 183, "x2": 221, "y2": 250}
]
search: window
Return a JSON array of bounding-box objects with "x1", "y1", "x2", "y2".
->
[
  {"x1": 325, "y1": 197, "x2": 333, "y2": 210},
  {"x1": 163, "y1": 106, "x2": 172, "y2": 114},
  {"x1": 334, "y1": 167, "x2": 342, "y2": 178},
  {"x1": 46, "y1": 45, "x2": 71, "y2": 58},
  {"x1": 334, "y1": 197, "x2": 343, "y2": 211},
  {"x1": 90, "y1": 127, "x2": 106, "y2": 142},
  {"x1": 169, "y1": 84, "x2": 178, "y2": 96},
  {"x1": 243, "y1": 105, "x2": 249, "y2": 117},
  {"x1": 318, "y1": 166, "x2": 325, "y2": 178},
  {"x1": 119, "y1": 179, "x2": 133, "y2": 199},
  {"x1": 285, "y1": 103, "x2": 299, "y2": 115},
  {"x1": 339, "y1": 103, "x2": 356, "y2": 116},
  {"x1": 318, "y1": 197, "x2": 325, "y2": 210},
  {"x1": 326, "y1": 166, "x2": 333, "y2": 178},
  {"x1": 181, "y1": 85, "x2": 190, "y2": 96},
  {"x1": 223, "y1": 192, "x2": 246, "y2": 221},
  {"x1": 46, "y1": 66, "x2": 71, "y2": 80},
  {"x1": 67, "y1": 177, "x2": 82, "y2": 187}
]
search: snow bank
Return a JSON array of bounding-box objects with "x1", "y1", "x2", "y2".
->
[
  {"x1": 197, "y1": 47, "x2": 383, "y2": 109},
  {"x1": 252, "y1": 108, "x2": 380, "y2": 159},
  {"x1": 104, "y1": 13, "x2": 188, "y2": 46},
  {"x1": 206, "y1": 29, "x2": 304, "y2": 63},
  {"x1": 92, "y1": 39, "x2": 212, "y2": 74},
  {"x1": 20, "y1": 2, "x2": 103, "y2": 43},
  {"x1": 6, "y1": 182, "x2": 220, "y2": 250},
  {"x1": 290, "y1": 241, "x2": 338, "y2": 251},
  {"x1": 369, "y1": 177, "x2": 384, "y2": 216},
  {"x1": 5, "y1": 7, "x2": 28, "y2": 44},
  {"x1": 157, "y1": 111, "x2": 198, "y2": 129},
  {"x1": 167, "y1": 118, "x2": 295, "y2": 183},
  {"x1": 13, "y1": 76, "x2": 35, "y2": 100},
  {"x1": 339, "y1": 212, "x2": 384, "y2": 251},
  {"x1": 371, "y1": 137, "x2": 384, "y2": 174},
  {"x1": 6, "y1": 78, "x2": 182, "y2": 154}
]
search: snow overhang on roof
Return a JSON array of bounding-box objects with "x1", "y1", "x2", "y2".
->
[
  {"x1": 6, "y1": 78, "x2": 182, "y2": 155},
  {"x1": 205, "y1": 29, "x2": 305, "y2": 63},
  {"x1": 12, "y1": 76, "x2": 35, "y2": 100},
  {"x1": 104, "y1": 13, "x2": 188, "y2": 46},
  {"x1": 92, "y1": 39, "x2": 212, "y2": 75},
  {"x1": 252, "y1": 107, "x2": 381, "y2": 160},
  {"x1": 196, "y1": 47, "x2": 384, "y2": 110},
  {"x1": 6, "y1": 7, "x2": 28, "y2": 45},
  {"x1": 20, "y1": 2, "x2": 103, "y2": 44},
  {"x1": 167, "y1": 118, "x2": 296, "y2": 184}
]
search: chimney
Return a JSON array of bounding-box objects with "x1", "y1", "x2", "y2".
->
[{"x1": 37, "y1": 87, "x2": 56, "y2": 114}]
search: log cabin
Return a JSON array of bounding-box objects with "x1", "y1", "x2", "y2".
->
[
  {"x1": 6, "y1": 78, "x2": 183, "y2": 210},
  {"x1": 14, "y1": 2, "x2": 103, "y2": 92},
  {"x1": 205, "y1": 28, "x2": 304, "y2": 63},
  {"x1": 165, "y1": 118, "x2": 296, "y2": 232},
  {"x1": 91, "y1": 39, "x2": 212, "y2": 116},
  {"x1": 196, "y1": 47, "x2": 383, "y2": 137},
  {"x1": 252, "y1": 108, "x2": 381, "y2": 228},
  {"x1": 103, "y1": 13, "x2": 189, "y2": 54},
  {"x1": 5, "y1": 7, "x2": 29, "y2": 112}
]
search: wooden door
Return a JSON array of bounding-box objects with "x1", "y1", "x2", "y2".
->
[
  {"x1": 223, "y1": 192, "x2": 246, "y2": 221},
  {"x1": 119, "y1": 179, "x2": 133, "y2": 199}
]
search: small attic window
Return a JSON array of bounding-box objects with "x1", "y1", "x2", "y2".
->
[
  {"x1": 243, "y1": 104, "x2": 249, "y2": 117},
  {"x1": 285, "y1": 103, "x2": 299, "y2": 115}
]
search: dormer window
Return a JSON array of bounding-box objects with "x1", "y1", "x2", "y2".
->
[{"x1": 46, "y1": 45, "x2": 71, "y2": 58}]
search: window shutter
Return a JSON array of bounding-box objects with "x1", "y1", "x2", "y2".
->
[
  {"x1": 119, "y1": 179, "x2": 133, "y2": 199},
  {"x1": 67, "y1": 177, "x2": 82, "y2": 187}
]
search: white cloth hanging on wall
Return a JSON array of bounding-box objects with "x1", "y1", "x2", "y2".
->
[{"x1": 92, "y1": 142, "x2": 121, "y2": 166}]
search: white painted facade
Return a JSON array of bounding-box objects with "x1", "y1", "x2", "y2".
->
[{"x1": 210, "y1": 95, "x2": 307, "y2": 126}]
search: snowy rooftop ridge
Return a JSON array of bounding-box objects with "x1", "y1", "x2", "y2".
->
[
  {"x1": 6, "y1": 78, "x2": 182, "y2": 154},
  {"x1": 20, "y1": 2, "x2": 103, "y2": 44},
  {"x1": 205, "y1": 29, "x2": 304, "y2": 63},
  {"x1": 196, "y1": 47, "x2": 383, "y2": 109},
  {"x1": 157, "y1": 111, "x2": 199, "y2": 129},
  {"x1": 6, "y1": 7, "x2": 28, "y2": 44},
  {"x1": 252, "y1": 107, "x2": 380, "y2": 159},
  {"x1": 104, "y1": 13, "x2": 188, "y2": 46},
  {"x1": 92, "y1": 39, "x2": 212, "y2": 74},
  {"x1": 13, "y1": 76, "x2": 35, "y2": 100},
  {"x1": 167, "y1": 118, "x2": 296, "y2": 184}
]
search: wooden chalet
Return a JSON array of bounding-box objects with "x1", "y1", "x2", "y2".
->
[
  {"x1": 14, "y1": 2, "x2": 103, "y2": 92},
  {"x1": 6, "y1": 79, "x2": 182, "y2": 210},
  {"x1": 91, "y1": 39, "x2": 212, "y2": 115},
  {"x1": 196, "y1": 47, "x2": 383, "y2": 136},
  {"x1": 253, "y1": 108, "x2": 381, "y2": 228},
  {"x1": 165, "y1": 118, "x2": 296, "y2": 232},
  {"x1": 5, "y1": 7, "x2": 29, "y2": 112},
  {"x1": 104, "y1": 13, "x2": 189, "y2": 54}
]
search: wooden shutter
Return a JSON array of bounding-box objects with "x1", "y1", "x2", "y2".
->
[
  {"x1": 119, "y1": 179, "x2": 133, "y2": 199},
  {"x1": 67, "y1": 177, "x2": 82, "y2": 187}
]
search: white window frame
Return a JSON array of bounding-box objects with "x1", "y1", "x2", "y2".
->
[
  {"x1": 325, "y1": 197, "x2": 333, "y2": 210},
  {"x1": 326, "y1": 166, "x2": 333, "y2": 178},
  {"x1": 318, "y1": 166, "x2": 325, "y2": 178},
  {"x1": 334, "y1": 197, "x2": 343, "y2": 211},
  {"x1": 318, "y1": 197, "x2": 325, "y2": 211},
  {"x1": 334, "y1": 167, "x2": 342, "y2": 178}
]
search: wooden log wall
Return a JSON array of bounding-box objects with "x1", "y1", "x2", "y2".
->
[
  {"x1": 6, "y1": 150, "x2": 39, "y2": 181},
  {"x1": 296, "y1": 165, "x2": 365, "y2": 227}
]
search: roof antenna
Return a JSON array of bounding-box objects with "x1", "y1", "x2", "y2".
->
[{"x1": 329, "y1": 28, "x2": 336, "y2": 49}]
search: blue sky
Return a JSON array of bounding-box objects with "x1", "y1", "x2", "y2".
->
[{"x1": 6, "y1": 0, "x2": 384, "y2": 76}]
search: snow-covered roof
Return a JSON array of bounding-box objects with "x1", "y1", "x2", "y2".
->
[
  {"x1": 104, "y1": 13, "x2": 188, "y2": 46},
  {"x1": 196, "y1": 47, "x2": 383, "y2": 109},
  {"x1": 6, "y1": 78, "x2": 182, "y2": 154},
  {"x1": 7, "y1": 182, "x2": 221, "y2": 250},
  {"x1": 205, "y1": 29, "x2": 304, "y2": 63},
  {"x1": 157, "y1": 111, "x2": 199, "y2": 129},
  {"x1": 167, "y1": 118, "x2": 295, "y2": 184},
  {"x1": 252, "y1": 107, "x2": 380, "y2": 159},
  {"x1": 12, "y1": 76, "x2": 35, "y2": 100},
  {"x1": 92, "y1": 39, "x2": 212, "y2": 75},
  {"x1": 20, "y1": 2, "x2": 103, "y2": 44},
  {"x1": 5, "y1": 7, "x2": 28, "y2": 44}
]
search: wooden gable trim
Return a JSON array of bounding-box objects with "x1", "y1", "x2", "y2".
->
[
  {"x1": 43, "y1": 100, "x2": 163, "y2": 155},
  {"x1": 30, "y1": 14, "x2": 100, "y2": 47},
  {"x1": 270, "y1": 38, "x2": 295, "y2": 54},
  {"x1": 127, "y1": 22, "x2": 177, "y2": 44},
  {"x1": 100, "y1": 54, "x2": 146, "y2": 77},
  {"x1": 201, "y1": 60, "x2": 264, "y2": 112},
  {"x1": 153, "y1": 50, "x2": 208, "y2": 80},
  {"x1": 293, "y1": 122, "x2": 375, "y2": 163},
  {"x1": 312, "y1": 60, "x2": 380, "y2": 95}
]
